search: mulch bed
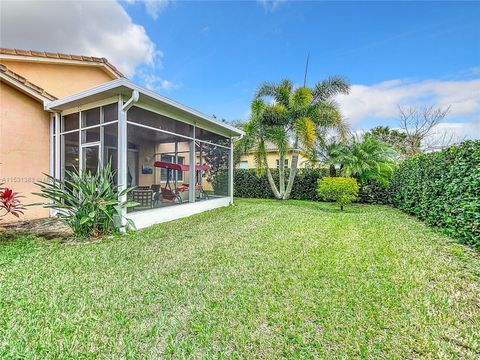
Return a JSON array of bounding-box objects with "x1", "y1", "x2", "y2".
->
[{"x1": 0, "y1": 218, "x2": 72, "y2": 240}]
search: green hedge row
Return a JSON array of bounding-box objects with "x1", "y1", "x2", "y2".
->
[
  {"x1": 390, "y1": 140, "x2": 480, "y2": 248},
  {"x1": 234, "y1": 168, "x2": 388, "y2": 204},
  {"x1": 234, "y1": 168, "x2": 328, "y2": 200},
  {"x1": 357, "y1": 179, "x2": 392, "y2": 205}
]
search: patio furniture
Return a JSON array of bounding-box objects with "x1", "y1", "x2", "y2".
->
[{"x1": 129, "y1": 188, "x2": 153, "y2": 210}]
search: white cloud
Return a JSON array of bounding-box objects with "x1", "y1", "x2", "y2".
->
[
  {"x1": 0, "y1": 0, "x2": 159, "y2": 77},
  {"x1": 125, "y1": 0, "x2": 170, "y2": 20},
  {"x1": 429, "y1": 118, "x2": 480, "y2": 142},
  {"x1": 257, "y1": 0, "x2": 286, "y2": 12},
  {"x1": 335, "y1": 78, "x2": 480, "y2": 129},
  {"x1": 139, "y1": 71, "x2": 181, "y2": 92}
]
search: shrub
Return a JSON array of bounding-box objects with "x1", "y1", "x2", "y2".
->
[
  {"x1": 358, "y1": 179, "x2": 392, "y2": 205},
  {"x1": 317, "y1": 177, "x2": 359, "y2": 211},
  {"x1": 0, "y1": 185, "x2": 25, "y2": 220},
  {"x1": 234, "y1": 168, "x2": 329, "y2": 200},
  {"x1": 390, "y1": 140, "x2": 480, "y2": 248},
  {"x1": 34, "y1": 163, "x2": 138, "y2": 238}
]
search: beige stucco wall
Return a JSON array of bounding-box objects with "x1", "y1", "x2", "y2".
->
[
  {"x1": 0, "y1": 82, "x2": 50, "y2": 221},
  {"x1": 0, "y1": 59, "x2": 120, "y2": 222},
  {"x1": 238, "y1": 151, "x2": 309, "y2": 169},
  {"x1": 1, "y1": 60, "x2": 116, "y2": 98}
]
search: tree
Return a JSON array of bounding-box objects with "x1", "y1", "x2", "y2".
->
[
  {"x1": 239, "y1": 77, "x2": 350, "y2": 200},
  {"x1": 325, "y1": 134, "x2": 397, "y2": 183},
  {"x1": 366, "y1": 126, "x2": 408, "y2": 156},
  {"x1": 317, "y1": 177, "x2": 359, "y2": 211},
  {"x1": 397, "y1": 105, "x2": 451, "y2": 156}
]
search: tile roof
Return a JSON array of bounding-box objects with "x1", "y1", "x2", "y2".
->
[
  {"x1": 244, "y1": 142, "x2": 293, "y2": 153},
  {"x1": 0, "y1": 48, "x2": 125, "y2": 78},
  {"x1": 0, "y1": 63, "x2": 57, "y2": 101}
]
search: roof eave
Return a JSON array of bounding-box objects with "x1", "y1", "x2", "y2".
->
[
  {"x1": 45, "y1": 79, "x2": 244, "y2": 137},
  {"x1": 0, "y1": 71, "x2": 56, "y2": 103}
]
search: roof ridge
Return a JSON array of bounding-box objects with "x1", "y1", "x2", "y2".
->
[
  {"x1": 0, "y1": 62, "x2": 57, "y2": 101},
  {"x1": 0, "y1": 48, "x2": 125, "y2": 78}
]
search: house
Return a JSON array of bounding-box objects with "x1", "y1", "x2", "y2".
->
[
  {"x1": 237, "y1": 142, "x2": 310, "y2": 170},
  {"x1": 0, "y1": 48, "x2": 243, "y2": 228}
]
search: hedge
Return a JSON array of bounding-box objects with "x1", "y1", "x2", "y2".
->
[
  {"x1": 358, "y1": 179, "x2": 392, "y2": 205},
  {"x1": 234, "y1": 168, "x2": 389, "y2": 204},
  {"x1": 234, "y1": 168, "x2": 328, "y2": 200},
  {"x1": 390, "y1": 140, "x2": 480, "y2": 248}
]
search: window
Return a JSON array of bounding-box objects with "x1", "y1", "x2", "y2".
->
[
  {"x1": 276, "y1": 159, "x2": 288, "y2": 169},
  {"x1": 238, "y1": 161, "x2": 249, "y2": 169},
  {"x1": 127, "y1": 106, "x2": 193, "y2": 137},
  {"x1": 103, "y1": 103, "x2": 118, "y2": 123},
  {"x1": 195, "y1": 126, "x2": 230, "y2": 147},
  {"x1": 160, "y1": 155, "x2": 184, "y2": 181},
  {"x1": 82, "y1": 107, "x2": 100, "y2": 127},
  {"x1": 60, "y1": 104, "x2": 118, "y2": 180},
  {"x1": 62, "y1": 112, "x2": 79, "y2": 132}
]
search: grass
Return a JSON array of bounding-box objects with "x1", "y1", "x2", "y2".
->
[{"x1": 1, "y1": 198, "x2": 479, "y2": 359}]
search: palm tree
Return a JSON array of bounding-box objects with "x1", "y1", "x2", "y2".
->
[
  {"x1": 326, "y1": 134, "x2": 397, "y2": 183},
  {"x1": 239, "y1": 77, "x2": 350, "y2": 199}
]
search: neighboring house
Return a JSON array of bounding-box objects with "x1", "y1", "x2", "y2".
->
[
  {"x1": 0, "y1": 48, "x2": 243, "y2": 228},
  {"x1": 237, "y1": 143, "x2": 310, "y2": 170}
]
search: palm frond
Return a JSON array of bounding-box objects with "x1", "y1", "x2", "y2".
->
[
  {"x1": 310, "y1": 102, "x2": 350, "y2": 140},
  {"x1": 292, "y1": 87, "x2": 312, "y2": 109},
  {"x1": 261, "y1": 103, "x2": 289, "y2": 127},
  {"x1": 264, "y1": 126, "x2": 289, "y2": 157},
  {"x1": 255, "y1": 82, "x2": 277, "y2": 99},
  {"x1": 294, "y1": 117, "x2": 316, "y2": 151},
  {"x1": 254, "y1": 139, "x2": 268, "y2": 176},
  {"x1": 312, "y1": 75, "x2": 350, "y2": 103}
]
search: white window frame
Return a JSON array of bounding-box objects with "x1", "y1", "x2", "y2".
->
[{"x1": 59, "y1": 102, "x2": 119, "y2": 178}]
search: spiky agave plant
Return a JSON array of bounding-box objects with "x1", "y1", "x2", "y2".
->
[
  {"x1": 34, "y1": 162, "x2": 138, "y2": 238},
  {"x1": 238, "y1": 77, "x2": 350, "y2": 199}
]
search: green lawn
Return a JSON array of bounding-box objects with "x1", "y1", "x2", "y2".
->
[{"x1": 1, "y1": 199, "x2": 479, "y2": 359}]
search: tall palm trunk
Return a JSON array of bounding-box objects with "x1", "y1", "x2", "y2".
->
[
  {"x1": 278, "y1": 153, "x2": 285, "y2": 195},
  {"x1": 283, "y1": 148, "x2": 299, "y2": 200},
  {"x1": 263, "y1": 153, "x2": 282, "y2": 199},
  {"x1": 329, "y1": 164, "x2": 337, "y2": 177}
]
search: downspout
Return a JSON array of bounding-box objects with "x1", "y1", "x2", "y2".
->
[
  {"x1": 122, "y1": 90, "x2": 139, "y2": 112},
  {"x1": 118, "y1": 90, "x2": 139, "y2": 230}
]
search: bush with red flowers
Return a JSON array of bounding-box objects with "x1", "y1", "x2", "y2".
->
[{"x1": 0, "y1": 184, "x2": 25, "y2": 220}]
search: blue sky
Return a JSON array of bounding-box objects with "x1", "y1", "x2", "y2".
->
[
  {"x1": 125, "y1": 0, "x2": 480, "y2": 138},
  {"x1": 2, "y1": 0, "x2": 479, "y2": 138}
]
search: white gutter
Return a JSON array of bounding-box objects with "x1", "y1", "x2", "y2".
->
[{"x1": 122, "y1": 89, "x2": 139, "y2": 111}]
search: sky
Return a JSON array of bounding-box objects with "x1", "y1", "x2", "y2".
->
[{"x1": 1, "y1": 0, "x2": 479, "y2": 140}]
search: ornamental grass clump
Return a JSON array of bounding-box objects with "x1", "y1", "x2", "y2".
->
[
  {"x1": 317, "y1": 177, "x2": 359, "y2": 211},
  {"x1": 34, "y1": 162, "x2": 137, "y2": 238}
]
